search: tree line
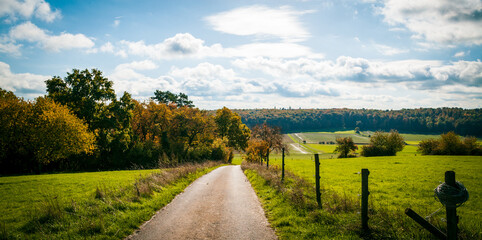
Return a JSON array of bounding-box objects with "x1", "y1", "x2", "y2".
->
[
  {"x1": 234, "y1": 108, "x2": 482, "y2": 137},
  {"x1": 0, "y1": 69, "x2": 250, "y2": 175}
]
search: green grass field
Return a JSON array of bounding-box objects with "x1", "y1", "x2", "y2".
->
[
  {"x1": 0, "y1": 163, "x2": 221, "y2": 239},
  {"x1": 237, "y1": 131, "x2": 481, "y2": 239},
  {"x1": 252, "y1": 154, "x2": 481, "y2": 239}
]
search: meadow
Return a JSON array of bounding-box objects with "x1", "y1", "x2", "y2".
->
[
  {"x1": 0, "y1": 162, "x2": 221, "y2": 239},
  {"x1": 236, "y1": 131, "x2": 482, "y2": 239}
]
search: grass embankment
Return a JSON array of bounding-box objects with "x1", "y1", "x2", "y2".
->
[
  {"x1": 243, "y1": 155, "x2": 481, "y2": 239},
  {"x1": 0, "y1": 162, "x2": 222, "y2": 239}
]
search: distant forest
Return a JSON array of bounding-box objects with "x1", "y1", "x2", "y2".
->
[{"x1": 233, "y1": 108, "x2": 482, "y2": 137}]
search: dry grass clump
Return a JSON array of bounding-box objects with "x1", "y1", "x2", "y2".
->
[
  {"x1": 132, "y1": 161, "x2": 219, "y2": 199},
  {"x1": 241, "y1": 162, "x2": 310, "y2": 209}
]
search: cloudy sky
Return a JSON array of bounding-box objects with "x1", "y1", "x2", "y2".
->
[{"x1": 0, "y1": 0, "x2": 481, "y2": 109}]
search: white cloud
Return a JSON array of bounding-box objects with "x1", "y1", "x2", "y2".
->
[
  {"x1": 373, "y1": 43, "x2": 408, "y2": 56},
  {"x1": 227, "y1": 42, "x2": 322, "y2": 59},
  {"x1": 118, "y1": 33, "x2": 322, "y2": 59},
  {"x1": 100, "y1": 42, "x2": 114, "y2": 53},
  {"x1": 8, "y1": 21, "x2": 94, "y2": 52},
  {"x1": 232, "y1": 57, "x2": 482, "y2": 89},
  {"x1": 120, "y1": 33, "x2": 224, "y2": 59},
  {"x1": 115, "y1": 49, "x2": 127, "y2": 58},
  {"x1": 379, "y1": 0, "x2": 482, "y2": 45},
  {"x1": 109, "y1": 61, "x2": 174, "y2": 97},
  {"x1": 169, "y1": 62, "x2": 258, "y2": 97},
  {"x1": 0, "y1": 40, "x2": 22, "y2": 56},
  {"x1": 205, "y1": 5, "x2": 312, "y2": 42},
  {"x1": 115, "y1": 60, "x2": 158, "y2": 71},
  {"x1": 113, "y1": 16, "x2": 121, "y2": 27},
  {"x1": 454, "y1": 51, "x2": 469, "y2": 58},
  {"x1": 0, "y1": 61, "x2": 50, "y2": 97},
  {"x1": 110, "y1": 58, "x2": 481, "y2": 109},
  {"x1": 0, "y1": 0, "x2": 60, "y2": 22}
]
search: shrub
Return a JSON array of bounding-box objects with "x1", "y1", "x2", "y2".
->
[
  {"x1": 418, "y1": 132, "x2": 482, "y2": 155},
  {"x1": 438, "y1": 131, "x2": 465, "y2": 155},
  {"x1": 418, "y1": 138, "x2": 441, "y2": 155},
  {"x1": 361, "y1": 130, "x2": 404, "y2": 157}
]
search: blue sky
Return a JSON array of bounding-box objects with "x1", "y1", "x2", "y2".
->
[{"x1": 0, "y1": 0, "x2": 481, "y2": 109}]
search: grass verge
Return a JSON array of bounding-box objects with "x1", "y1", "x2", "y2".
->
[{"x1": 0, "y1": 161, "x2": 222, "y2": 239}]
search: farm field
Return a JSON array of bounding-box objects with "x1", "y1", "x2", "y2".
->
[
  {"x1": 290, "y1": 130, "x2": 371, "y2": 144},
  {"x1": 289, "y1": 131, "x2": 480, "y2": 146},
  {"x1": 0, "y1": 163, "x2": 221, "y2": 239},
  {"x1": 236, "y1": 131, "x2": 481, "y2": 238},
  {"x1": 255, "y1": 154, "x2": 481, "y2": 238}
]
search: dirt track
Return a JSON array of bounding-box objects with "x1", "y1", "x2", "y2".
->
[{"x1": 127, "y1": 165, "x2": 277, "y2": 240}]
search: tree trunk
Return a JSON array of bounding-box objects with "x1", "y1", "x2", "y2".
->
[{"x1": 266, "y1": 149, "x2": 270, "y2": 169}]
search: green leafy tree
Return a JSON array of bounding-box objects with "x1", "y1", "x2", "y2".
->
[
  {"x1": 177, "y1": 93, "x2": 194, "y2": 107},
  {"x1": 334, "y1": 137, "x2": 358, "y2": 158},
  {"x1": 168, "y1": 107, "x2": 215, "y2": 162},
  {"x1": 104, "y1": 92, "x2": 136, "y2": 167},
  {"x1": 45, "y1": 69, "x2": 116, "y2": 130},
  {"x1": 152, "y1": 90, "x2": 194, "y2": 107},
  {"x1": 361, "y1": 130, "x2": 405, "y2": 157},
  {"x1": 214, "y1": 107, "x2": 251, "y2": 151}
]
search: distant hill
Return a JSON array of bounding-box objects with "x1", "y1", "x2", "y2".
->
[{"x1": 232, "y1": 108, "x2": 482, "y2": 137}]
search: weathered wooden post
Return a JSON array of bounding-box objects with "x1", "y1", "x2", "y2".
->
[
  {"x1": 406, "y1": 170, "x2": 467, "y2": 240},
  {"x1": 445, "y1": 171, "x2": 457, "y2": 240},
  {"x1": 405, "y1": 208, "x2": 447, "y2": 239},
  {"x1": 281, "y1": 147, "x2": 285, "y2": 182},
  {"x1": 361, "y1": 168, "x2": 370, "y2": 231},
  {"x1": 315, "y1": 153, "x2": 321, "y2": 209}
]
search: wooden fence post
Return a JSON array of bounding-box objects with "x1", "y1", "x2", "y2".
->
[
  {"x1": 315, "y1": 153, "x2": 321, "y2": 209},
  {"x1": 361, "y1": 168, "x2": 370, "y2": 231},
  {"x1": 281, "y1": 147, "x2": 285, "y2": 182},
  {"x1": 405, "y1": 208, "x2": 447, "y2": 240},
  {"x1": 445, "y1": 171, "x2": 458, "y2": 240}
]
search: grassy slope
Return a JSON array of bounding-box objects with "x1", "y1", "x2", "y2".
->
[
  {"x1": 263, "y1": 154, "x2": 481, "y2": 238},
  {"x1": 290, "y1": 131, "x2": 449, "y2": 146},
  {"x1": 239, "y1": 131, "x2": 481, "y2": 238},
  {"x1": 0, "y1": 163, "x2": 221, "y2": 239},
  {"x1": 1, "y1": 169, "x2": 158, "y2": 231},
  {"x1": 291, "y1": 131, "x2": 371, "y2": 144}
]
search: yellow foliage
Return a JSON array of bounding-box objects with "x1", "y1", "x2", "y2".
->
[
  {"x1": 32, "y1": 98, "x2": 96, "y2": 164},
  {"x1": 0, "y1": 94, "x2": 95, "y2": 165},
  {"x1": 244, "y1": 139, "x2": 269, "y2": 163}
]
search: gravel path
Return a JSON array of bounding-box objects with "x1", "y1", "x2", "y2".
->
[{"x1": 127, "y1": 165, "x2": 277, "y2": 240}]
